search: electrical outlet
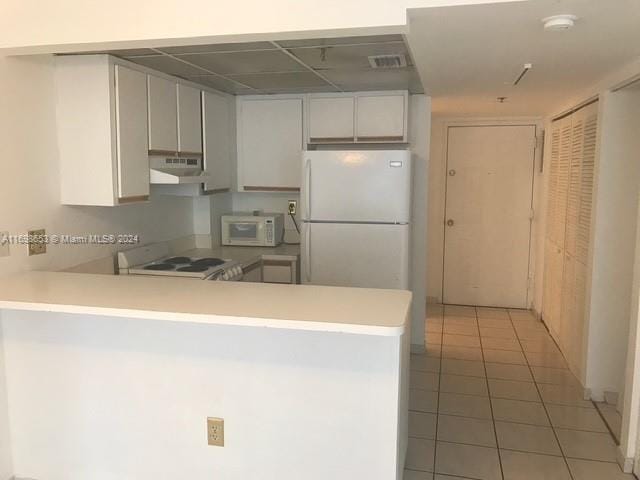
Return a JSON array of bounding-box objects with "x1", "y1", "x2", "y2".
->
[
  {"x1": 0, "y1": 231, "x2": 9, "y2": 257},
  {"x1": 288, "y1": 200, "x2": 297, "y2": 215},
  {"x1": 207, "y1": 417, "x2": 224, "y2": 447},
  {"x1": 28, "y1": 229, "x2": 47, "y2": 256}
]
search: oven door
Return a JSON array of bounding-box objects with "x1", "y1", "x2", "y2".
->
[{"x1": 224, "y1": 220, "x2": 265, "y2": 245}]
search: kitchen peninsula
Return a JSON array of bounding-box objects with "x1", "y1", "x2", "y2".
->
[{"x1": 0, "y1": 272, "x2": 410, "y2": 480}]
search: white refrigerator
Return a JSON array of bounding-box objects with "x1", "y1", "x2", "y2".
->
[{"x1": 300, "y1": 150, "x2": 411, "y2": 289}]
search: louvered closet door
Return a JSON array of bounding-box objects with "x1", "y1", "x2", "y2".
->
[
  {"x1": 542, "y1": 101, "x2": 598, "y2": 381},
  {"x1": 543, "y1": 116, "x2": 572, "y2": 340}
]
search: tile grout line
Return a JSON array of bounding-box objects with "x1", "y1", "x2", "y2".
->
[
  {"x1": 432, "y1": 306, "x2": 444, "y2": 480},
  {"x1": 476, "y1": 307, "x2": 507, "y2": 480},
  {"x1": 507, "y1": 309, "x2": 577, "y2": 480}
]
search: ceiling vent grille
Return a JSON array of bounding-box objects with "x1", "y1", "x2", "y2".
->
[{"x1": 368, "y1": 54, "x2": 407, "y2": 69}]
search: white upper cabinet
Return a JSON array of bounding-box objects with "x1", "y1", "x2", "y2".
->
[
  {"x1": 115, "y1": 66, "x2": 150, "y2": 199},
  {"x1": 147, "y1": 75, "x2": 178, "y2": 153},
  {"x1": 238, "y1": 96, "x2": 303, "y2": 191},
  {"x1": 306, "y1": 91, "x2": 408, "y2": 144},
  {"x1": 356, "y1": 93, "x2": 407, "y2": 142},
  {"x1": 202, "y1": 91, "x2": 234, "y2": 192},
  {"x1": 177, "y1": 84, "x2": 203, "y2": 154},
  {"x1": 308, "y1": 96, "x2": 355, "y2": 143},
  {"x1": 55, "y1": 55, "x2": 149, "y2": 206}
]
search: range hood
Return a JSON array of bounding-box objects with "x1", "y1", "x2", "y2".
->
[{"x1": 149, "y1": 155, "x2": 212, "y2": 185}]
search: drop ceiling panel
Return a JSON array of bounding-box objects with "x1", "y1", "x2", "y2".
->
[
  {"x1": 321, "y1": 68, "x2": 424, "y2": 93},
  {"x1": 131, "y1": 55, "x2": 209, "y2": 76},
  {"x1": 159, "y1": 42, "x2": 276, "y2": 54},
  {"x1": 277, "y1": 34, "x2": 404, "y2": 48},
  {"x1": 228, "y1": 71, "x2": 331, "y2": 90},
  {"x1": 177, "y1": 50, "x2": 306, "y2": 75},
  {"x1": 185, "y1": 75, "x2": 255, "y2": 94},
  {"x1": 290, "y1": 43, "x2": 410, "y2": 70}
]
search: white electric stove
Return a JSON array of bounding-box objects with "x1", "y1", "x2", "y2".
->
[{"x1": 117, "y1": 243, "x2": 243, "y2": 281}]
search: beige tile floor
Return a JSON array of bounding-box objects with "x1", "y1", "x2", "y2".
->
[{"x1": 405, "y1": 304, "x2": 635, "y2": 480}]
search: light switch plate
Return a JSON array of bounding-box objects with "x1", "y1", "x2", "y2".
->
[
  {"x1": 207, "y1": 417, "x2": 224, "y2": 447},
  {"x1": 28, "y1": 229, "x2": 46, "y2": 256},
  {"x1": 0, "y1": 231, "x2": 9, "y2": 257}
]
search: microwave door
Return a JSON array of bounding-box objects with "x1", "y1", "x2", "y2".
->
[{"x1": 229, "y1": 222, "x2": 260, "y2": 242}]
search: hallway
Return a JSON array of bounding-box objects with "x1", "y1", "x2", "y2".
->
[{"x1": 406, "y1": 305, "x2": 633, "y2": 480}]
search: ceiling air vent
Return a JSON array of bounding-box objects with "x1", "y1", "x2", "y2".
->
[{"x1": 368, "y1": 54, "x2": 407, "y2": 69}]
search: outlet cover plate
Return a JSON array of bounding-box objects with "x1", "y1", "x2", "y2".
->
[
  {"x1": 28, "y1": 229, "x2": 46, "y2": 256},
  {"x1": 288, "y1": 200, "x2": 297, "y2": 215},
  {"x1": 207, "y1": 417, "x2": 224, "y2": 447},
  {"x1": 0, "y1": 231, "x2": 9, "y2": 257}
]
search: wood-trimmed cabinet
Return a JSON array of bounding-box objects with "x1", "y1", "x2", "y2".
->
[
  {"x1": 236, "y1": 95, "x2": 304, "y2": 192},
  {"x1": 148, "y1": 77, "x2": 203, "y2": 156},
  {"x1": 55, "y1": 55, "x2": 150, "y2": 206},
  {"x1": 202, "y1": 90, "x2": 235, "y2": 193},
  {"x1": 306, "y1": 91, "x2": 408, "y2": 145}
]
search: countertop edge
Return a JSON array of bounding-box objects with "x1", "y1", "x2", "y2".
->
[{"x1": 0, "y1": 300, "x2": 407, "y2": 337}]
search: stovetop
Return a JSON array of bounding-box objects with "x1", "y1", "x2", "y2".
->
[{"x1": 129, "y1": 256, "x2": 232, "y2": 279}]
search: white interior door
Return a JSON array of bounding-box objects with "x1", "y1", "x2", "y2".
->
[{"x1": 443, "y1": 125, "x2": 536, "y2": 308}]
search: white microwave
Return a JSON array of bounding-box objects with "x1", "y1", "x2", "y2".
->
[{"x1": 221, "y1": 213, "x2": 284, "y2": 247}]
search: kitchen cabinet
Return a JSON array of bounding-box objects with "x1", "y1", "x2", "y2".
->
[
  {"x1": 237, "y1": 96, "x2": 303, "y2": 191},
  {"x1": 306, "y1": 91, "x2": 408, "y2": 144},
  {"x1": 356, "y1": 92, "x2": 407, "y2": 142},
  {"x1": 55, "y1": 55, "x2": 150, "y2": 206},
  {"x1": 202, "y1": 91, "x2": 235, "y2": 193},
  {"x1": 262, "y1": 259, "x2": 298, "y2": 284},
  {"x1": 177, "y1": 84, "x2": 203, "y2": 154},
  {"x1": 147, "y1": 75, "x2": 178, "y2": 154},
  {"x1": 148, "y1": 77, "x2": 203, "y2": 155},
  {"x1": 115, "y1": 66, "x2": 150, "y2": 199},
  {"x1": 308, "y1": 96, "x2": 355, "y2": 143}
]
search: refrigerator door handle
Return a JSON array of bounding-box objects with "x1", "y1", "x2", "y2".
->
[
  {"x1": 304, "y1": 158, "x2": 312, "y2": 220},
  {"x1": 304, "y1": 222, "x2": 311, "y2": 282}
]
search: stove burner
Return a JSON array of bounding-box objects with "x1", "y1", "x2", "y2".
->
[
  {"x1": 143, "y1": 263, "x2": 175, "y2": 271},
  {"x1": 165, "y1": 256, "x2": 192, "y2": 264},
  {"x1": 191, "y1": 257, "x2": 225, "y2": 267},
  {"x1": 176, "y1": 265, "x2": 210, "y2": 273}
]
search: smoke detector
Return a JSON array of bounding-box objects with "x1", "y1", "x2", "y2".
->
[{"x1": 542, "y1": 14, "x2": 577, "y2": 31}]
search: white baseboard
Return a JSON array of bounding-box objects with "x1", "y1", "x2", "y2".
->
[{"x1": 617, "y1": 446, "x2": 635, "y2": 473}]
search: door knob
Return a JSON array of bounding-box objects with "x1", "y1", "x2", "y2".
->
[
  {"x1": 447, "y1": 219, "x2": 455, "y2": 227},
  {"x1": 448, "y1": 169, "x2": 456, "y2": 176}
]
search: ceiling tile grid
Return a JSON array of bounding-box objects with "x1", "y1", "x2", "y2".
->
[{"x1": 100, "y1": 35, "x2": 423, "y2": 95}]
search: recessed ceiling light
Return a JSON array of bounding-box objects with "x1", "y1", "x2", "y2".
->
[{"x1": 542, "y1": 14, "x2": 578, "y2": 31}]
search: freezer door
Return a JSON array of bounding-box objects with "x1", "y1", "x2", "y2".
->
[
  {"x1": 301, "y1": 222, "x2": 409, "y2": 289},
  {"x1": 300, "y1": 150, "x2": 411, "y2": 223}
]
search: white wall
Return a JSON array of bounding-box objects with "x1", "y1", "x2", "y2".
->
[
  {"x1": 426, "y1": 117, "x2": 543, "y2": 307},
  {"x1": 0, "y1": 54, "x2": 197, "y2": 275},
  {"x1": 0, "y1": 316, "x2": 12, "y2": 480},
  {"x1": 408, "y1": 95, "x2": 430, "y2": 349},
  {"x1": 1, "y1": 310, "x2": 405, "y2": 480},
  {"x1": 0, "y1": 0, "x2": 522, "y2": 54},
  {"x1": 585, "y1": 88, "x2": 640, "y2": 399}
]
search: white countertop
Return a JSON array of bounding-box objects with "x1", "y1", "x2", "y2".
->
[
  {"x1": 183, "y1": 243, "x2": 300, "y2": 267},
  {"x1": 0, "y1": 272, "x2": 410, "y2": 336}
]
